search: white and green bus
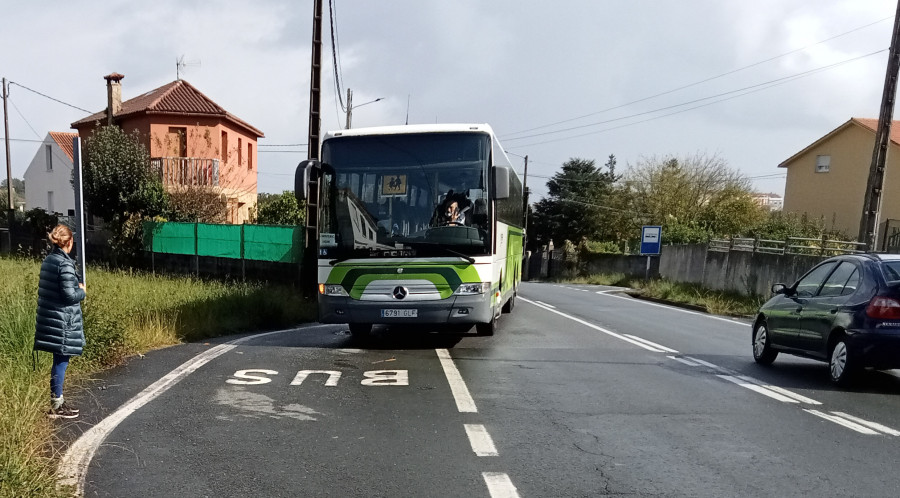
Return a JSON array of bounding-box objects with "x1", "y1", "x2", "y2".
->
[{"x1": 295, "y1": 124, "x2": 524, "y2": 336}]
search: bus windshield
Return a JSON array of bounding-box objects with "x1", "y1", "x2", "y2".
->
[{"x1": 319, "y1": 132, "x2": 492, "y2": 259}]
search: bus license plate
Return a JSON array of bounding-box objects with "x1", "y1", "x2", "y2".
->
[{"x1": 381, "y1": 309, "x2": 418, "y2": 318}]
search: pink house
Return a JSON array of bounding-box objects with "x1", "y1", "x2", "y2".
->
[{"x1": 72, "y1": 73, "x2": 264, "y2": 224}]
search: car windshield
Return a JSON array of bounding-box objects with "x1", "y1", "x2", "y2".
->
[{"x1": 317, "y1": 132, "x2": 491, "y2": 260}]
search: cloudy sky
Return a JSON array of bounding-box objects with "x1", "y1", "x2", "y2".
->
[{"x1": 1, "y1": 0, "x2": 896, "y2": 201}]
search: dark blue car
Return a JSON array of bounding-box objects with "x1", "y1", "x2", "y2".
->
[{"x1": 752, "y1": 253, "x2": 900, "y2": 385}]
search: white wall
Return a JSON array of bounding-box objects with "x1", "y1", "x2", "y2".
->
[{"x1": 23, "y1": 134, "x2": 75, "y2": 215}]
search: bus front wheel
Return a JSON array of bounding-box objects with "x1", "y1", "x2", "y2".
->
[{"x1": 476, "y1": 318, "x2": 496, "y2": 336}]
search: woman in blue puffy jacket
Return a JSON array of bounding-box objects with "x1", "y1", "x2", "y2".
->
[{"x1": 34, "y1": 224, "x2": 86, "y2": 419}]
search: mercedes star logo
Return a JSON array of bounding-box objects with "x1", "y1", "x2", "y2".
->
[{"x1": 392, "y1": 286, "x2": 408, "y2": 300}]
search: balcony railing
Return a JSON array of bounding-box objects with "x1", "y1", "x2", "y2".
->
[{"x1": 151, "y1": 157, "x2": 220, "y2": 187}]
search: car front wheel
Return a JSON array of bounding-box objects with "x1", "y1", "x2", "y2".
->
[
  {"x1": 829, "y1": 336, "x2": 856, "y2": 385},
  {"x1": 752, "y1": 321, "x2": 778, "y2": 365}
]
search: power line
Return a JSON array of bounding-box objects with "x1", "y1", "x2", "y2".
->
[
  {"x1": 328, "y1": 0, "x2": 345, "y2": 112},
  {"x1": 509, "y1": 49, "x2": 887, "y2": 149},
  {"x1": 501, "y1": 15, "x2": 893, "y2": 139},
  {"x1": 258, "y1": 143, "x2": 308, "y2": 147},
  {"x1": 7, "y1": 81, "x2": 92, "y2": 114},
  {"x1": 505, "y1": 49, "x2": 887, "y2": 144}
]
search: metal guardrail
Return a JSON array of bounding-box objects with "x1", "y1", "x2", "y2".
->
[{"x1": 709, "y1": 236, "x2": 866, "y2": 256}]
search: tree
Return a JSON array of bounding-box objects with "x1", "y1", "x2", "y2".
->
[
  {"x1": 82, "y1": 125, "x2": 168, "y2": 262},
  {"x1": 530, "y1": 156, "x2": 619, "y2": 247},
  {"x1": 167, "y1": 187, "x2": 228, "y2": 223},
  {"x1": 0, "y1": 178, "x2": 25, "y2": 209},
  {"x1": 623, "y1": 152, "x2": 765, "y2": 243},
  {"x1": 253, "y1": 191, "x2": 305, "y2": 225}
]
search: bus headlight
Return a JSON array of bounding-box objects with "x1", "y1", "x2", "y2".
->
[
  {"x1": 455, "y1": 282, "x2": 489, "y2": 295},
  {"x1": 319, "y1": 284, "x2": 349, "y2": 296}
]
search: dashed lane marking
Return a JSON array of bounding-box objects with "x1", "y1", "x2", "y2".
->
[
  {"x1": 830, "y1": 411, "x2": 900, "y2": 436},
  {"x1": 436, "y1": 348, "x2": 478, "y2": 413},
  {"x1": 464, "y1": 424, "x2": 499, "y2": 456},
  {"x1": 804, "y1": 410, "x2": 880, "y2": 435},
  {"x1": 483, "y1": 472, "x2": 521, "y2": 498}
]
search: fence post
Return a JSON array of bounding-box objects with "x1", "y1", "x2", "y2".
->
[
  {"x1": 752, "y1": 237, "x2": 759, "y2": 254},
  {"x1": 151, "y1": 228, "x2": 155, "y2": 275},
  {"x1": 194, "y1": 222, "x2": 199, "y2": 277},
  {"x1": 820, "y1": 234, "x2": 827, "y2": 257},
  {"x1": 241, "y1": 223, "x2": 246, "y2": 282}
]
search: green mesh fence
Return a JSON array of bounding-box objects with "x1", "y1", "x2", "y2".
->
[
  {"x1": 144, "y1": 222, "x2": 195, "y2": 255},
  {"x1": 244, "y1": 225, "x2": 303, "y2": 263},
  {"x1": 143, "y1": 222, "x2": 303, "y2": 263},
  {"x1": 198, "y1": 223, "x2": 241, "y2": 258}
]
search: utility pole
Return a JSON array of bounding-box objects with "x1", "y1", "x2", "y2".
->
[
  {"x1": 522, "y1": 155, "x2": 529, "y2": 249},
  {"x1": 3, "y1": 77, "x2": 13, "y2": 230},
  {"x1": 858, "y1": 0, "x2": 900, "y2": 250},
  {"x1": 345, "y1": 88, "x2": 353, "y2": 129},
  {"x1": 307, "y1": 0, "x2": 323, "y2": 160}
]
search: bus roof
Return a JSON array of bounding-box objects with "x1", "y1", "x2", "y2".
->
[
  {"x1": 321, "y1": 123, "x2": 513, "y2": 171},
  {"x1": 322, "y1": 123, "x2": 497, "y2": 141}
]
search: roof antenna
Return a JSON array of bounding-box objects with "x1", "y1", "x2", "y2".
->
[
  {"x1": 176, "y1": 55, "x2": 202, "y2": 80},
  {"x1": 405, "y1": 94, "x2": 410, "y2": 125}
]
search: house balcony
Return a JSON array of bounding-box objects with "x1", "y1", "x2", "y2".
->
[{"x1": 151, "y1": 157, "x2": 220, "y2": 187}]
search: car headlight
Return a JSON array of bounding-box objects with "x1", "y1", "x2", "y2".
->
[
  {"x1": 455, "y1": 282, "x2": 489, "y2": 295},
  {"x1": 319, "y1": 284, "x2": 349, "y2": 296}
]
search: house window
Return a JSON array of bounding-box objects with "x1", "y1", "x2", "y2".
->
[
  {"x1": 221, "y1": 131, "x2": 228, "y2": 162},
  {"x1": 248, "y1": 143, "x2": 253, "y2": 170},
  {"x1": 46, "y1": 144, "x2": 53, "y2": 171},
  {"x1": 47, "y1": 191, "x2": 54, "y2": 213},
  {"x1": 238, "y1": 138, "x2": 243, "y2": 166},
  {"x1": 815, "y1": 155, "x2": 830, "y2": 173},
  {"x1": 167, "y1": 127, "x2": 187, "y2": 157}
]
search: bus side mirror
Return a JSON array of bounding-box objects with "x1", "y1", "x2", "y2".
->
[
  {"x1": 295, "y1": 160, "x2": 320, "y2": 202},
  {"x1": 493, "y1": 165, "x2": 510, "y2": 200}
]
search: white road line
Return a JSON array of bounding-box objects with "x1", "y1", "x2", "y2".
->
[
  {"x1": 521, "y1": 297, "x2": 668, "y2": 353},
  {"x1": 684, "y1": 356, "x2": 729, "y2": 373},
  {"x1": 831, "y1": 412, "x2": 900, "y2": 436},
  {"x1": 436, "y1": 349, "x2": 478, "y2": 413},
  {"x1": 717, "y1": 375, "x2": 799, "y2": 403},
  {"x1": 667, "y1": 355, "x2": 701, "y2": 367},
  {"x1": 464, "y1": 424, "x2": 499, "y2": 456},
  {"x1": 734, "y1": 375, "x2": 821, "y2": 405},
  {"x1": 624, "y1": 334, "x2": 679, "y2": 353},
  {"x1": 483, "y1": 472, "x2": 521, "y2": 498},
  {"x1": 804, "y1": 409, "x2": 880, "y2": 435},
  {"x1": 532, "y1": 300, "x2": 556, "y2": 308},
  {"x1": 595, "y1": 290, "x2": 748, "y2": 325},
  {"x1": 58, "y1": 324, "x2": 336, "y2": 496}
]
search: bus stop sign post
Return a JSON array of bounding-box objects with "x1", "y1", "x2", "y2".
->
[{"x1": 640, "y1": 225, "x2": 662, "y2": 281}]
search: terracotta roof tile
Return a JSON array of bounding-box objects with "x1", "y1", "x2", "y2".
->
[
  {"x1": 851, "y1": 117, "x2": 900, "y2": 146},
  {"x1": 72, "y1": 79, "x2": 263, "y2": 137},
  {"x1": 48, "y1": 131, "x2": 78, "y2": 161}
]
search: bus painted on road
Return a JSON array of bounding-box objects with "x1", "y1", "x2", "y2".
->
[{"x1": 295, "y1": 124, "x2": 523, "y2": 336}]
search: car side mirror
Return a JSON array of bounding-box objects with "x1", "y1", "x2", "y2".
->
[
  {"x1": 294, "y1": 159, "x2": 320, "y2": 202},
  {"x1": 771, "y1": 283, "x2": 792, "y2": 296},
  {"x1": 493, "y1": 165, "x2": 510, "y2": 200}
]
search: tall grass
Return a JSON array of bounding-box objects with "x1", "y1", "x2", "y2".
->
[{"x1": 0, "y1": 256, "x2": 315, "y2": 497}]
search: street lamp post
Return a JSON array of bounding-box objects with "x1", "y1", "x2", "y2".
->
[{"x1": 345, "y1": 88, "x2": 384, "y2": 129}]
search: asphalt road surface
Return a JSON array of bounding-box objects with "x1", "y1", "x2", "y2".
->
[{"x1": 59, "y1": 282, "x2": 900, "y2": 497}]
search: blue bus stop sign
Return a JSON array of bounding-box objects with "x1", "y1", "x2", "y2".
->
[{"x1": 640, "y1": 226, "x2": 662, "y2": 255}]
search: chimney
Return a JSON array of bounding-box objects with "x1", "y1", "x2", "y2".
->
[{"x1": 103, "y1": 73, "x2": 124, "y2": 125}]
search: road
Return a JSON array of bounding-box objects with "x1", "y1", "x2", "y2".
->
[{"x1": 61, "y1": 281, "x2": 900, "y2": 497}]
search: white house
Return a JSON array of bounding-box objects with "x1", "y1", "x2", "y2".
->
[{"x1": 23, "y1": 132, "x2": 77, "y2": 215}]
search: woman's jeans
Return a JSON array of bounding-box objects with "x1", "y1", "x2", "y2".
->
[{"x1": 51, "y1": 354, "x2": 70, "y2": 399}]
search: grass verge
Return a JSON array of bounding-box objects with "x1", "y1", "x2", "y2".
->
[{"x1": 0, "y1": 256, "x2": 316, "y2": 497}]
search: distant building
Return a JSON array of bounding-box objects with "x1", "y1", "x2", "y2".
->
[
  {"x1": 751, "y1": 192, "x2": 783, "y2": 211},
  {"x1": 23, "y1": 131, "x2": 78, "y2": 215},
  {"x1": 779, "y1": 117, "x2": 900, "y2": 248},
  {"x1": 71, "y1": 73, "x2": 264, "y2": 224}
]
